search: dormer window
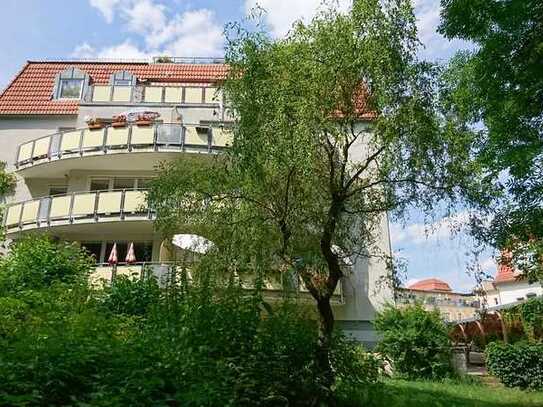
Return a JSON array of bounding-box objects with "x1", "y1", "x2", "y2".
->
[
  {"x1": 53, "y1": 67, "x2": 89, "y2": 100},
  {"x1": 59, "y1": 78, "x2": 84, "y2": 99}
]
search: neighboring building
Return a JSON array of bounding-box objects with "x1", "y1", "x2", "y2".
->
[
  {"x1": 398, "y1": 278, "x2": 479, "y2": 322},
  {"x1": 0, "y1": 58, "x2": 393, "y2": 345},
  {"x1": 479, "y1": 254, "x2": 543, "y2": 307}
]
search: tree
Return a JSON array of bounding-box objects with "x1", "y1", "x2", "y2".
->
[
  {"x1": 439, "y1": 0, "x2": 543, "y2": 282},
  {"x1": 0, "y1": 234, "x2": 94, "y2": 294},
  {"x1": 148, "y1": 0, "x2": 477, "y2": 397}
]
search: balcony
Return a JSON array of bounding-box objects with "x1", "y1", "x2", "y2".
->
[
  {"x1": 15, "y1": 123, "x2": 233, "y2": 177},
  {"x1": 4, "y1": 189, "x2": 151, "y2": 237},
  {"x1": 85, "y1": 85, "x2": 222, "y2": 105},
  {"x1": 90, "y1": 262, "x2": 344, "y2": 304}
]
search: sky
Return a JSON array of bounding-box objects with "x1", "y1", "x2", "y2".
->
[{"x1": 0, "y1": 0, "x2": 496, "y2": 291}]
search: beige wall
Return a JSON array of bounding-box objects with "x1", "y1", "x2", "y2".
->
[{"x1": 0, "y1": 116, "x2": 77, "y2": 202}]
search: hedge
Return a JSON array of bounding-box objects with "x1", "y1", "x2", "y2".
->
[{"x1": 485, "y1": 341, "x2": 543, "y2": 390}]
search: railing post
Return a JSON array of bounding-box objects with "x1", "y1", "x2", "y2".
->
[
  {"x1": 102, "y1": 126, "x2": 108, "y2": 153},
  {"x1": 120, "y1": 189, "x2": 126, "y2": 219},
  {"x1": 29, "y1": 141, "x2": 35, "y2": 165},
  {"x1": 68, "y1": 192, "x2": 75, "y2": 223},
  {"x1": 94, "y1": 191, "x2": 100, "y2": 221},
  {"x1": 127, "y1": 124, "x2": 133, "y2": 152},
  {"x1": 78, "y1": 129, "x2": 84, "y2": 157}
]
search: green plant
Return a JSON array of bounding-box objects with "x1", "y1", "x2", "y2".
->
[
  {"x1": 99, "y1": 273, "x2": 161, "y2": 316},
  {"x1": 374, "y1": 304, "x2": 453, "y2": 379},
  {"x1": 519, "y1": 297, "x2": 543, "y2": 341},
  {"x1": 0, "y1": 161, "x2": 15, "y2": 197},
  {"x1": 486, "y1": 341, "x2": 543, "y2": 390},
  {"x1": 0, "y1": 235, "x2": 94, "y2": 294}
]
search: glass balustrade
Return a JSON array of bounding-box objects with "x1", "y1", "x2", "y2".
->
[
  {"x1": 15, "y1": 123, "x2": 233, "y2": 169},
  {"x1": 4, "y1": 189, "x2": 150, "y2": 233}
]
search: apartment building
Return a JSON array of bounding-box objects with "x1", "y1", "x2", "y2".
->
[
  {"x1": 398, "y1": 278, "x2": 480, "y2": 322},
  {"x1": 0, "y1": 58, "x2": 393, "y2": 345}
]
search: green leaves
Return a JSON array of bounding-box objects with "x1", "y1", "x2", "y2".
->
[
  {"x1": 374, "y1": 304, "x2": 453, "y2": 380},
  {"x1": 440, "y1": 0, "x2": 543, "y2": 277},
  {"x1": 486, "y1": 341, "x2": 543, "y2": 390}
]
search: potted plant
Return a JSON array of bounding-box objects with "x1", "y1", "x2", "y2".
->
[
  {"x1": 111, "y1": 114, "x2": 127, "y2": 128},
  {"x1": 86, "y1": 117, "x2": 104, "y2": 130},
  {"x1": 135, "y1": 113, "x2": 153, "y2": 126}
]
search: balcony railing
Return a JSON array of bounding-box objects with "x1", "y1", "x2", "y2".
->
[
  {"x1": 90, "y1": 262, "x2": 343, "y2": 302},
  {"x1": 85, "y1": 85, "x2": 222, "y2": 105},
  {"x1": 4, "y1": 189, "x2": 151, "y2": 233},
  {"x1": 15, "y1": 123, "x2": 233, "y2": 170}
]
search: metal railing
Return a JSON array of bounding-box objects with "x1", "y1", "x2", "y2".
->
[
  {"x1": 15, "y1": 123, "x2": 232, "y2": 169},
  {"x1": 90, "y1": 261, "x2": 343, "y2": 301},
  {"x1": 152, "y1": 56, "x2": 225, "y2": 64},
  {"x1": 3, "y1": 189, "x2": 152, "y2": 232}
]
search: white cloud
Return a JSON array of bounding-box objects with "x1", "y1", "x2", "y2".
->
[
  {"x1": 124, "y1": 0, "x2": 167, "y2": 36},
  {"x1": 391, "y1": 211, "x2": 470, "y2": 245},
  {"x1": 479, "y1": 257, "x2": 496, "y2": 273},
  {"x1": 245, "y1": 0, "x2": 351, "y2": 38},
  {"x1": 413, "y1": 0, "x2": 470, "y2": 60},
  {"x1": 72, "y1": 40, "x2": 151, "y2": 60},
  {"x1": 89, "y1": 0, "x2": 121, "y2": 23},
  {"x1": 80, "y1": 0, "x2": 223, "y2": 59}
]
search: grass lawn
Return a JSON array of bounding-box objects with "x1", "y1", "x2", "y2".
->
[{"x1": 339, "y1": 378, "x2": 543, "y2": 407}]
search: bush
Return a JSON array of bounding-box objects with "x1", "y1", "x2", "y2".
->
[
  {"x1": 0, "y1": 235, "x2": 93, "y2": 294},
  {"x1": 374, "y1": 304, "x2": 453, "y2": 379},
  {"x1": 0, "y1": 271, "x2": 376, "y2": 406},
  {"x1": 486, "y1": 341, "x2": 543, "y2": 390},
  {"x1": 99, "y1": 273, "x2": 161, "y2": 316}
]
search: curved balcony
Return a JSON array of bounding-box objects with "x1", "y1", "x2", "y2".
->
[
  {"x1": 15, "y1": 123, "x2": 233, "y2": 178},
  {"x1": 90, "y1": 262, "x2": 343, "y2": 303},
  {"x1": 4, "y1": 189, "x2": 151, "y2": 237}
]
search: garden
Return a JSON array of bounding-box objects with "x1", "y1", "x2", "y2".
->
[{"x1": 1, "y1": 235, "x2": 542, "y2": 406}]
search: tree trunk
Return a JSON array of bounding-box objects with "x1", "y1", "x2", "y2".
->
[{"x1": 315, "y1": 296, "x2": 336, "y2": 406}]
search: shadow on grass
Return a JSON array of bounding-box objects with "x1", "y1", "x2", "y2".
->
[{"x1": 337, "y1": 379, "x2": 543, "y2": 407}]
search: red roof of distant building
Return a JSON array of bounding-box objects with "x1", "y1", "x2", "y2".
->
[
  {"x1": 495, "y1": 250, "x2": 517, "y2": 283},
  {"x1": 408, "y1": 278, "x2": 452, "y2": 292},
  {"x1": 0, "y1": 61, "x2": 228, "y2": 115}
]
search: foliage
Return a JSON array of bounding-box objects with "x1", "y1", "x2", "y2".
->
[
  {"x1": 338, "y1": 378, "x2": 543, "y2": 407},
  {"x1": 439, "y1": 0, "x2": 543, "y2": 281},
  {"x1": 374, "y1": 304, "x2": 453, "y2": 379},
  {"x1": 148, "y1": 0, "x2": 479, "y2": 393},
  {"x1": 0, "y1": 263, "x2": 373, "y2": 406},
  {"x1": 0, "y1": 161, "x2": 15, "y2": 197},
  {"x1": 98, "y1": 272, "x2": 161, "y2": 316},
  {"x1": 0, "y1": 234, "x2": 94, "y2": 294},
  {"x1": 486, "y1": 341, "x2": 543, "y2": 390},
  {"x1": 503, "y1": 297, "x2": 543, "y2": 342}
]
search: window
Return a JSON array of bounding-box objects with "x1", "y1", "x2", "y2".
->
[
  {"x1": 53, "y1": 67, "x2": 89, "y2": 100},
  {"x1": 90, "y1": 179, "x2": 110, "y2": 192},
  {"x1": 59, "y1": 79, "x2": 84, "y2": 99},
  {"x1": 49, "y1": 185, "x2": 68, "y2": 196},
  {"x1": 110, "y1": 71, "x2": 136, "y2": 86},
  {"x1": 136, "y1": 178, "x2": 153, "y2": 189},
  {"x1": 113, "y1": 178, "x2": 135, "y2": 190},
  {"x1": 527, "y1": 293, "x2": 537, "y2": 298}
]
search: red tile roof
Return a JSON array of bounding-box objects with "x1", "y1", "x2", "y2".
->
[
  {"x1": 0, "y1": 61, "x2": 228, "y2": 115},
  {"x1": 408, "y1": 278, "x2": 452, "y2": 292},
  {"x1": 495, "y1": 250, "x2": 517, "y2": 283}
]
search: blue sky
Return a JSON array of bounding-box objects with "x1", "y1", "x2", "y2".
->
[{"x1": 0, "y1": 0, "x2": 496, "y2": 290}]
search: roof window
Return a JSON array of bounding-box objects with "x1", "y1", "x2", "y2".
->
[{"x1": 53, "y1": 67, "x2": 89, "y2": 100}]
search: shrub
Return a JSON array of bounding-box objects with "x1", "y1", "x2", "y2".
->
[
  {"x1": 0, "y1": 235, "x2": 93, "y2": 294},
  {"x1": 0, "y1": 272, "x2": 376, "y2": 406},
  {"x1": 374, "y1": 304, "x2": 453, "y2": 379},
  {"x1": 99, "y1": 273, "x2": 161, "y2": 316},
  {"x1": 486, "y1": 341, "x2": 543, "y2": 390}
]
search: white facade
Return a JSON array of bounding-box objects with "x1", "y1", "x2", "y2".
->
[
  {"x1": 483, "y1": 279, "x2": 543, "y2": 307},
  {"x1": 0, "y1": 61, "x2": 393, "y2": 346}
]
